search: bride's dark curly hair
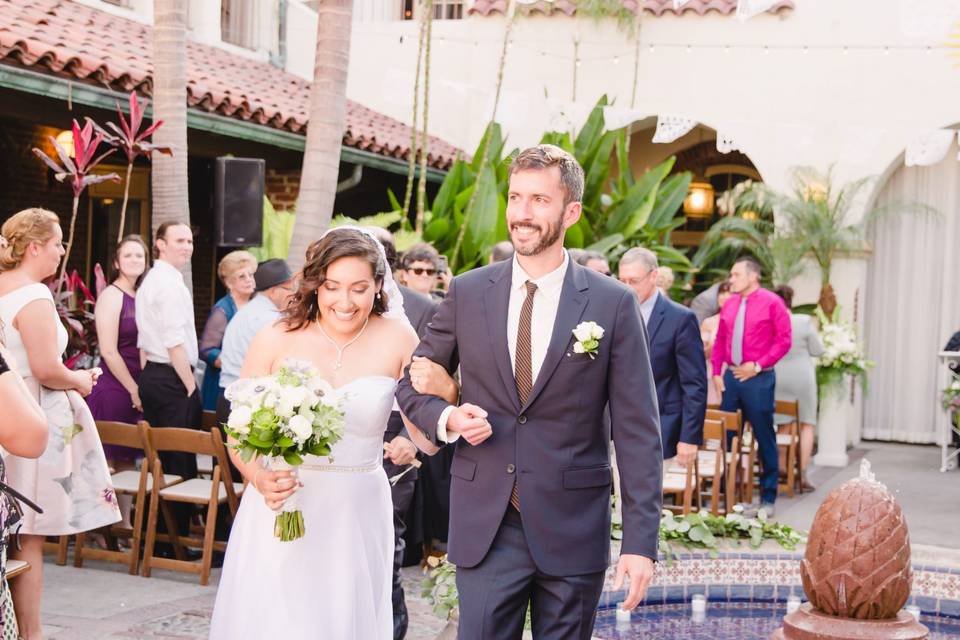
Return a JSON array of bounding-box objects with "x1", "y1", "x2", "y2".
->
[{"x1": 283, "y1": 228, "x2": 389, "y2": 331}]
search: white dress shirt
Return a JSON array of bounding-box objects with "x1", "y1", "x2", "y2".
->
[
  {"x1": 638, "y1": 289, "x2": 659, "y2": 327},
  {"x1": 135, "y1": 259, "x2": 199, "y2": 366},
  {"x1": 437, "y1": 252, "x2": 570, "y2": 442}
]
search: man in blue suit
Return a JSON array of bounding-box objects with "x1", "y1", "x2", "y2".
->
[{"x1": 619, "y1": 247, "x2": 707, "y2": 464}]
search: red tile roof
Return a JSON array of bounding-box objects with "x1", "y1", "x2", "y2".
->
[
  {"x1": 0, "y1": 0, "x2": 459, "y2": 170},
  {"x1": 470, "y1": 0, "x2": 794, "y2": 17}
]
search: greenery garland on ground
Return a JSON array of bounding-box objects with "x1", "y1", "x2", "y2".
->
[{"x1": 423, "y1": 508, "x2": 807, "y2": 620}]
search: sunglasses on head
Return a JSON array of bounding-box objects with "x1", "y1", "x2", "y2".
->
[{"x1": 408, "y1": 267, "x2": 437, "y2": 276}]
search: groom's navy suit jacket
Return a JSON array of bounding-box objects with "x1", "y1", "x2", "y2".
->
[
  {"x1": 646, "y1": 293, "x2": 708, "y2": 459},
  {"x1": 397, "y1": 259, "x2": 663, "y2": 576}
]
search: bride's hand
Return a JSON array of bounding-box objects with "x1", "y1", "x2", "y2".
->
[
  {"x1": 384, "y1": 436, "x2": 418, "y2": 466},
  {"x1": 410, "y1": 356, "x2": 458, "y2": 400},
  {"x1": 253, "y1": 469, "x2": 300, "y2": 511}
]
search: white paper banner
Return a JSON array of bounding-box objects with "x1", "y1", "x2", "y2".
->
[
  {"x1": 602, "y1": 106, "x2": 647, "y2": 131},
  {"x1": 905, "y1": 129, "x2": 954, "y2": 166},
  {"x1": 546, "y1": 100, "x2": 595, "y2": 136},
  {"x1": 898, "y1": 0, "x2": 960, "y2": 39},
  {"x1": 736, "y1": 0, "x2": 779, "y2": 20},
  {"x1": 716, "y1": 132, "x2": 738, "y2": 154},
  {"x1": 652, "y1": 114, "x2": 696, "y2": 144}
]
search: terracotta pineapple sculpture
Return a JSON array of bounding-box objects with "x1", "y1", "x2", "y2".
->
[
  {"x1": 772, "y1": 460, "x2": 928, "y2": 639},
  {"x1": 801, "y1": 460, "x2": 911, "y2": 619}
]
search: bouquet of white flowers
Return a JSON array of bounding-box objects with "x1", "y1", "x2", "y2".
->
[
  {"x1": 224, "y1": 361, "x2": 345, "y2": 541},
  {"x1": 815, "y1": 307, "x2": 873, "y2": 398}
]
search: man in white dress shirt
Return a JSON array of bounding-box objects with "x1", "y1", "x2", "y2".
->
[{"x1": 136, "y1": 221, "x2": 202, "y2": 512}]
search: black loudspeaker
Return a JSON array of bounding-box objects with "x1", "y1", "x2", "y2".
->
[{"x1": 214, "y1": 157, "x2": 265, "y2": 247}]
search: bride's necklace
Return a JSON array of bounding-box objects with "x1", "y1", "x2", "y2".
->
[{"x1": 315, "y1": 315, "x2": 370, "y2": 371}]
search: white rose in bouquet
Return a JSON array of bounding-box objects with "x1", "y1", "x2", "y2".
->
[
  {"x1": 288, "y1": 414, "x2": 313, "y2": 444},
  {"x1": 227, "y1": 405, "x2": 253, "y2": 435}
]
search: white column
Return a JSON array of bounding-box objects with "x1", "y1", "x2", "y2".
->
[{"x1": 814, "y1": 391, "x2": 850, "y2": 468}]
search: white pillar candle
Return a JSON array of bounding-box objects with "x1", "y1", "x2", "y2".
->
[
  {"x1": 691, "y1": 594, "x2": 707, "y2": 613},
  {"x1": 786, "y1": 595, "x2": 801, "y2": 614},
  {"x1": 615, "y1": 607, "x2": 631, "y2": 622}
]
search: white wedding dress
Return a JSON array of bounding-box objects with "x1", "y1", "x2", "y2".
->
[{"x1": 210, "y1": 374, "x2": 397, "y2": 640}]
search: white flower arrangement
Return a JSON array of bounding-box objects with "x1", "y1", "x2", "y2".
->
[
  {"x1": 815, "y1": 307, "x2": 873, "y2": 398},
  {"x1": 572, "y1": 321, "x2": 604, "y2": 358},
  {"x1": 223, "y1": 361, "x2": 345, "y2": 541}
]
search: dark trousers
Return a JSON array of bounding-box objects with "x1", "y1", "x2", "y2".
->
[
  {"x1": 384, "y1": 412, "x2": 417, "y2": 640},
  {"x1": 456, "y1": 509, "x2": 605, "y2": 640},
  {"x1": 720, "y1": 368, "x2": 778, "y2": 504},
  {"x1": 140, "y1": 361, "x2": 202, "y2": 538}
]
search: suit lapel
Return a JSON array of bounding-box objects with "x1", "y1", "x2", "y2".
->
[
  {"x1": 484, "y1": 262, "x2": 521, "y2": 413},
  {"x1": 646, "y1": 293, "x2": 668, "y2": 343},
  {"x1": 522, "y1": 263, "x2": 589, "y2": 412}
]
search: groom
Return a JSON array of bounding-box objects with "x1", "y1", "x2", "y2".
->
[{"x1": 397, "y1": 145, "x2": 662, "y2": 639}]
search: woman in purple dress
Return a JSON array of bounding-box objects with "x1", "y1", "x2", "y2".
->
[{"x1": 86, "y1": 235, "x2": 148, "y2": 524}]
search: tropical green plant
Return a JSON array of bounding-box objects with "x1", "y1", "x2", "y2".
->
[
  {"x1": 33, "y1": 119, "x2": 120, "y2": 283},
  {"x1": 92, "y1": 91, "x2": 171, "y2": 243},
  {"x1": 730, "y1": 167, "x2": 932, "y2": 315},
  {"x1": 384, "y1": 96, "x2": 693, "y2": 275}
]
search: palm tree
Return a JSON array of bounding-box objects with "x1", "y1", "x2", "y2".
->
[
  {"x1": 288, "y1": 0, "x2": 355, "y2": 270},
  {"x1": 151, "y1": 0, "x2": 192, "y2": 287},
  {"x1": 709, "y1": 167, "x2": 930, "y2": 315}
]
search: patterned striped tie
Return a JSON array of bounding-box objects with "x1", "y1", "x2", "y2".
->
[{"x1": 511, "y1": 280, "x2": 537, "y2": 511}]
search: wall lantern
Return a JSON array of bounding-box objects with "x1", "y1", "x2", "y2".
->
[
  {"x1": 683, "y1": 180, "x2": 715, "y2": 218},
  {"x1": 55, "y1": 129, "x2": 75, "y2": 159}
]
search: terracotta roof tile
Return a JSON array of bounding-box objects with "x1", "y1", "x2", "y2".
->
[
  {"x1": 0, "y1": 0, "x2": 459, "y2": 170},
  {"x1": 469, "y1": 0, "x2": 794, "y2": 17}
]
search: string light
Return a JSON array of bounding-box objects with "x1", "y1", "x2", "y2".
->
[{"x1": 363, "y1": 31, "x2": 949, "y2": 62}]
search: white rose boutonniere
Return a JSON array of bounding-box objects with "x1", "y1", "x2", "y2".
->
[{"x1": 572, "y1": 321, "x2": 604, "y2": 359}]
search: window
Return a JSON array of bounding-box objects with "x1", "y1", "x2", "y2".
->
[
  {"x1": 222, "y1": 0, "x2": 259, "y2": 49},
  {"x1": 433, "y1": 0, "x2": 464, "y2": 19},
  {"x1": 402, "y1": 0, "x2": 464, "y2": 20}
]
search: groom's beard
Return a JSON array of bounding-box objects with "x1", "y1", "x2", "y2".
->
[{"x1": 510, "y1": 212, "x2": 564, "y2": 257}]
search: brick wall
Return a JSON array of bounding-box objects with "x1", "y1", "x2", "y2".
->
[{"x1": 265, "y1": 168, "x2": 301, "y2": 210}]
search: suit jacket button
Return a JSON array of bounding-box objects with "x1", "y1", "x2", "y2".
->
[
  {"x1": 507, "y1": 464, "x2": 515, "y2": 474},
  {"x1": 518, "y1": 415, "x2": 528, "y2": 425}
]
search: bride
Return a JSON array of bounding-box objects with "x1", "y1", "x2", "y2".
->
[{"x1": 209, "y1": 227, "x2": 448, "y2": 639}]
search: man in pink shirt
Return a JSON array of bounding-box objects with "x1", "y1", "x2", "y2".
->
[{"x1": 712, "y1": 257, "x2": 792, "y2": 515}]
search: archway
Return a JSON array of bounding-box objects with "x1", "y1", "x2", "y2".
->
[{"x1": 862, "y1": 136, "x2": 960, "y2": 445}]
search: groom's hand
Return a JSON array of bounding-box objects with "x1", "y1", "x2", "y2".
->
[
  {"x1": 447, "y1": 403, "x2": 492, "y2": 445},
  {"x1": 613, "y1": 553, "x2": 654, "y2": 611}
]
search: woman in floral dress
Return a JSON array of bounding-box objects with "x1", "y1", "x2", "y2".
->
[{"x1": 0, "y1": 208, "x2": 119, "y2": 639}]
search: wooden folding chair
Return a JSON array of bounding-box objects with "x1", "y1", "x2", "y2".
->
[
  {"x1": 691, "y1": 418, "x2": 730, "y2": 515},
  {"x1": 197, "y1": 411, "x2": 221, "y2": 479},
  {"x1": 775, "y1": 399, "x2": 802, "y2": 497},
  {"x1": 662, "y1": 459, "x2": 696, "y2": 515},
  {"x1": 42, "y1": 536, "x2": 69, "y2": 565},
  {"x1": 141, "y1": 427, "x2": 243, "y2": 585},
  {"x1": 73, "y1": 420, "x2": 183, "y2": 574},
  {"x1": 706, "y1": 408, "x2": 745, "y2": 503},
  {"x1": 7, "y1": 558, "x2": 29, "y2": 580}
]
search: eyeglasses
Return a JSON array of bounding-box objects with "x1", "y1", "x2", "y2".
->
[{"x1": 408, "y1": 267, "x2": 437, "y2": 276}]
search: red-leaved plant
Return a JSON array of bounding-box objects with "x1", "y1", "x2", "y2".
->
[
  {"x1": 33, "y1": 119, "x2": 120, "y2": 283},
  {"x1": 93, "y1": 91, "x2": 172, "y2": 242}
]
